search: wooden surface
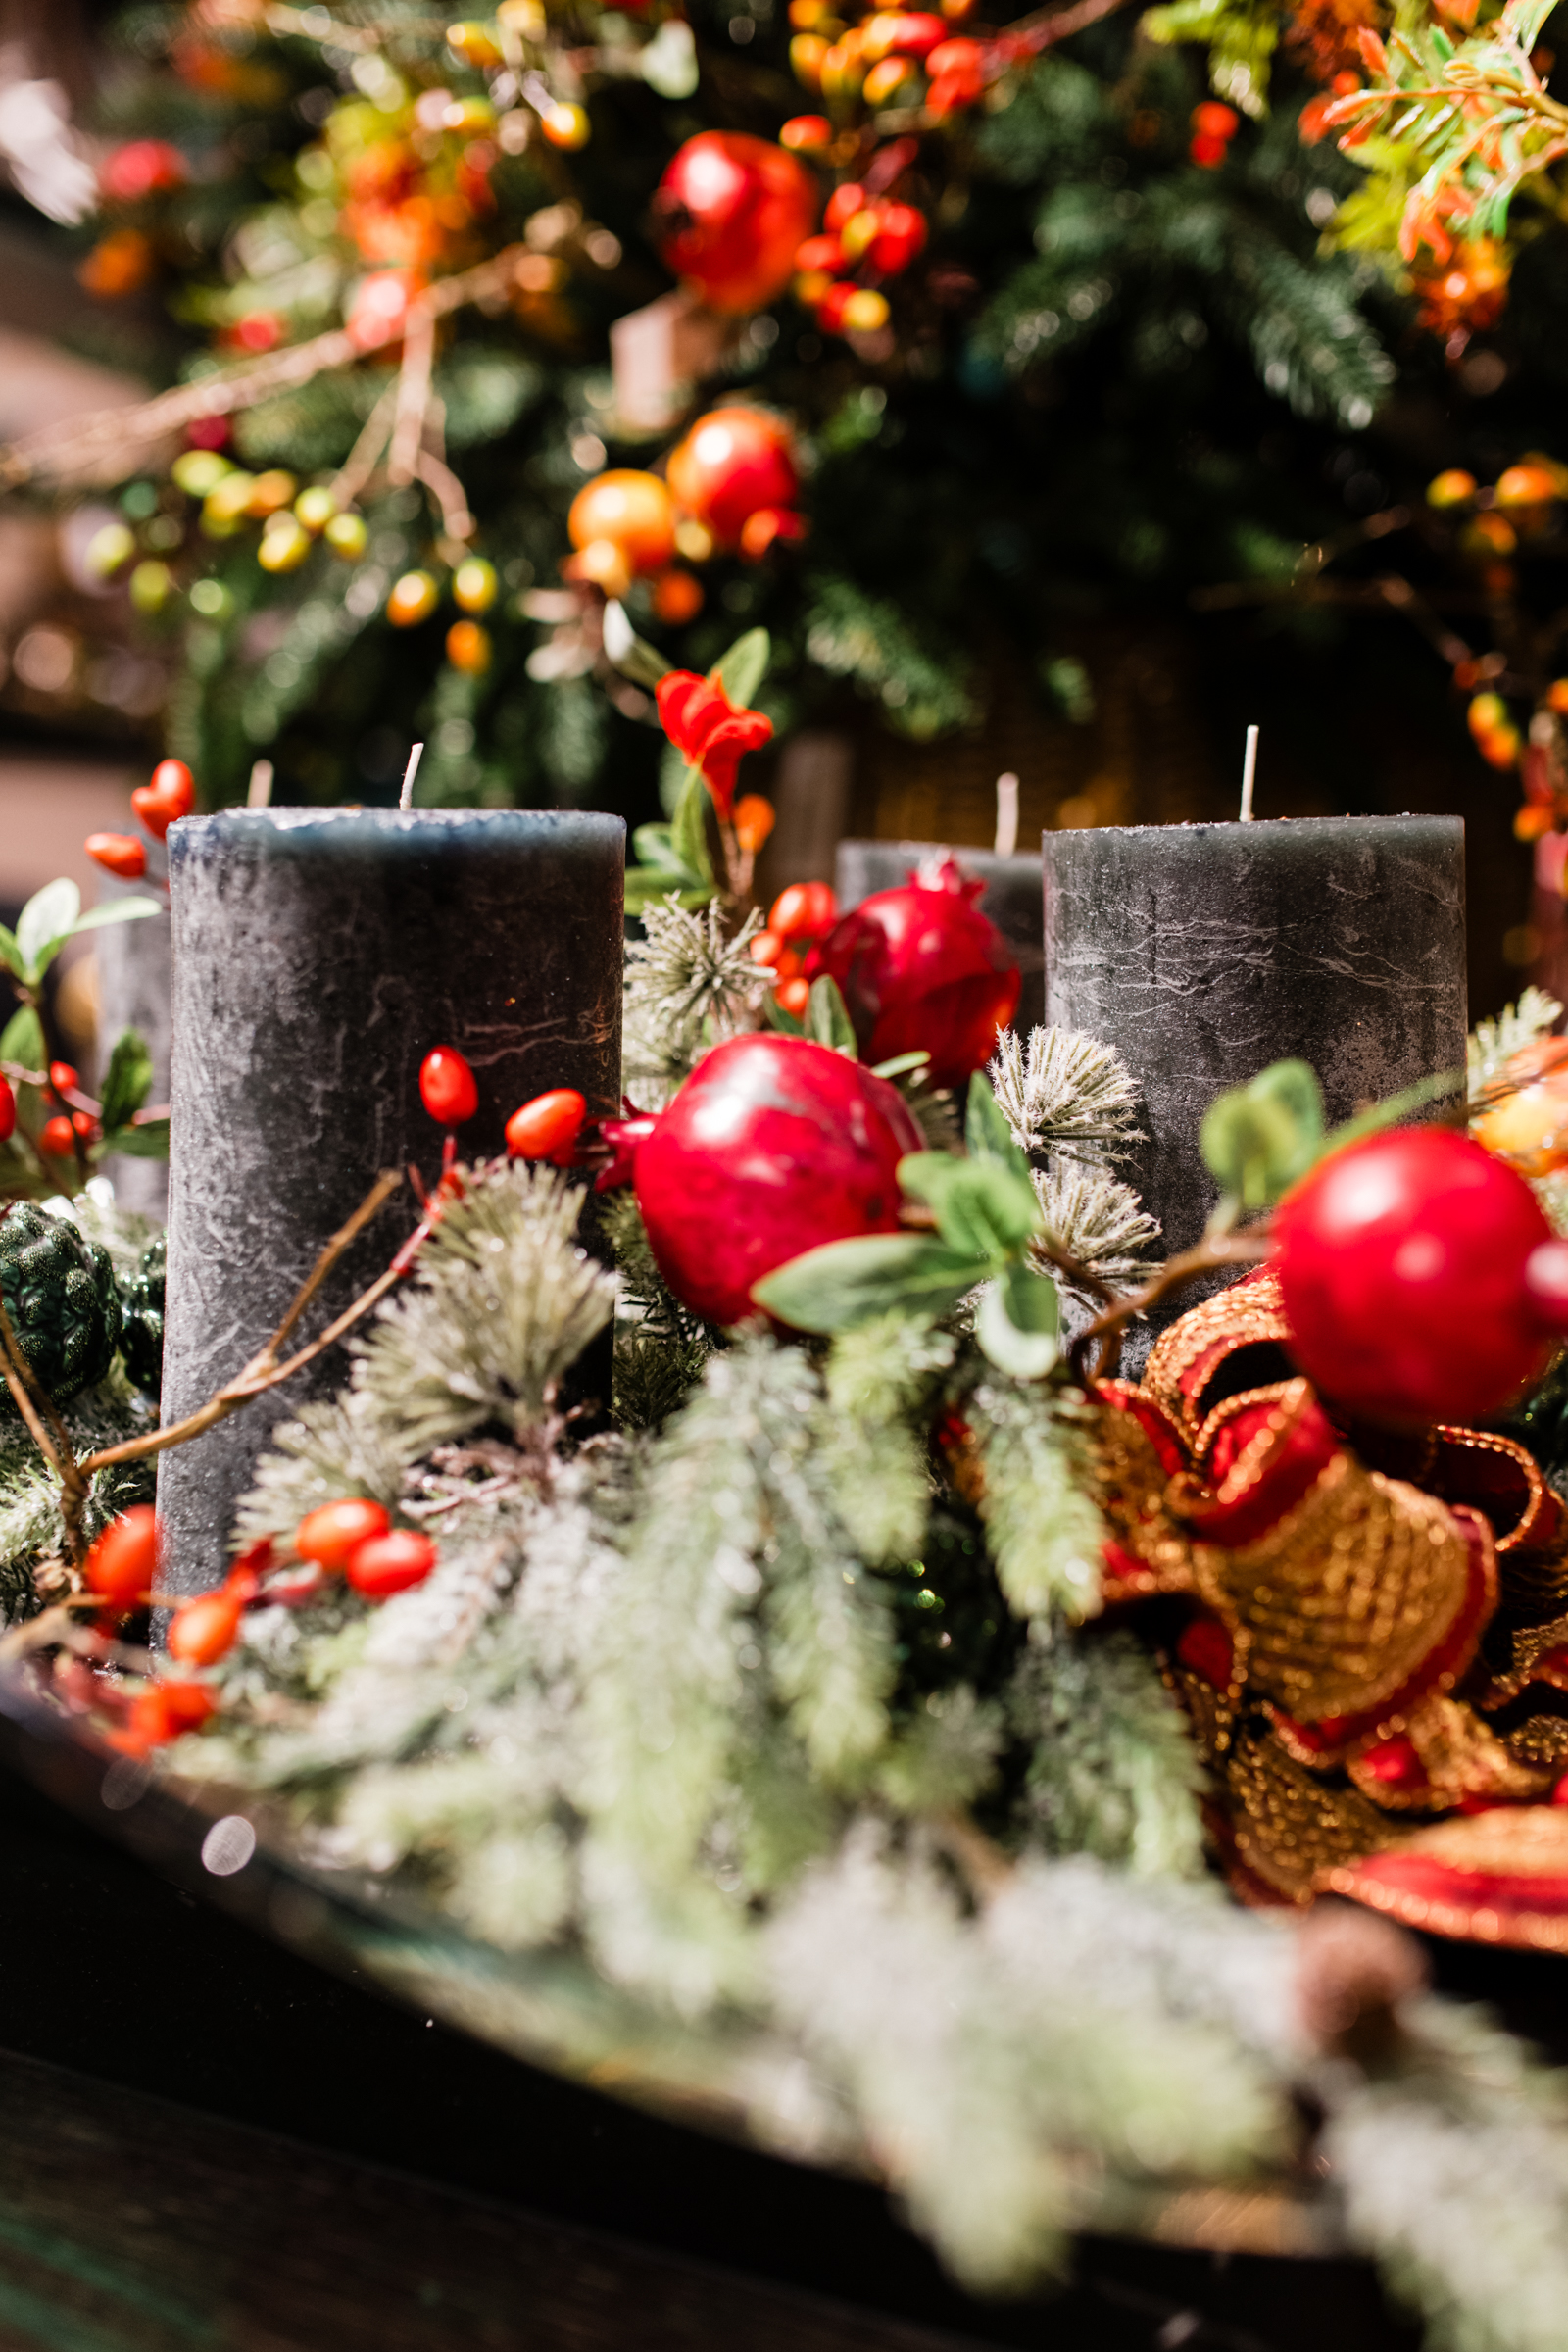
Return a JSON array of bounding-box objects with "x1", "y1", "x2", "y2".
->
[{"x1": 0, "y1": 1761, "x2": 1428, "y2": 2352}]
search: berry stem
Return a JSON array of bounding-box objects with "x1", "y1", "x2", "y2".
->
[{"x1": 1069, "y1": 1227, "x2": 1276, "y2": 1389}]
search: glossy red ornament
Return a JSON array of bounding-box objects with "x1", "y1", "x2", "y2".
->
[
  {"x1": 810, "y1": 857, "x2": 1021, "y2": 1090},
  {"x1": 632, "y1": 1034, "x2": 924, "y2": 1325},
  {"x1": 666, "y1": 408, "x2": 800, "y2": 548},
  {"x1": 347, "y1": 1528, "x2": 438, "y2": 1597},
  {"x1": 656, "y1": 133, "x2": 817, "y2": 316},
  {"x1": 419, "y1": 1046, "x2": 479, "y2": 1126},
  {"x1": 1272, "y1": 1126, "x2": 1568, "y2": 1426}
]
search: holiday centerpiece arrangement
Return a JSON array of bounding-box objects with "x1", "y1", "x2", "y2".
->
[{"x1": 1, "y1": 662, "x2": 1568, "y2": 2346}]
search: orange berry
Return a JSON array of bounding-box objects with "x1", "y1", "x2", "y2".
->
[
  {"x1": 296, "y1": 1497, "x2": 391, "y2": 1572},
  {"x1": 388, "y1": 569, "x2": 440, "y2": 626},
  {"x1": 1516, "y1": 806, "x2": 1556, "y2": 841},
  {"x1": 1495, "y1": 463, "x2": 1559, "y2": 511},
  {"x1": 85, "y1": 832, "x2": 146, "y2": 879},
  {"x1": 750, "y1": 927, "x2": 785, "y2": 965},
  {"x1": 567, "y1": 471, "x2": 675, "y2": 577},
  {"x1": 775, "y1": 976, "x2": 810, "y2": 1015},
  {"x1": 733, "y1": 794, "x2": 776, "y2": 854},
  {"x1": 651, "y1": 567, "x2": 705, "y2": 624},
  {"x1": 446, "y1": 619, "x2": 492, "y2": 673},
  {"x1": 770, "y1": 879, "x2": 837, "y2": 938},
  {"x1": 1547, "y1": 679, "x2": 1568, "y2": 715}
]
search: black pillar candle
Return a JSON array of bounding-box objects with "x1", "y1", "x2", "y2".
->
[
  {"x1": 834, "y1": 841, "x2": 1046, "y2": 1034},
  {"x1": 158, "y1": 808, "x2": 624, "y2": 1592},
  {"x1": 1042, "y1": 815, "x2": 1467, "y2": 1363}
]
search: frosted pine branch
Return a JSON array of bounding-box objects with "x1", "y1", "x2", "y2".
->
[
  {"x1": 1469, "y1": 987, "x2": 1563, "y2": 1102},
  {"x1": 623, "y1": 898, "x2": 774, "y2": 1105},
  {"x1": 1031, "y1": 1158, "x2": 1160, "y2": 1291},
  {"x1": 990, "y1": 1026, "x2": 1144, "y2": 1159}
]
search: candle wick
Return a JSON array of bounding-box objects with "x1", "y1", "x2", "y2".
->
[
  {"x1": 994, "y1": 771, "x2": 1019, "y2": 858},
  {"x1": 247, "y1": 759, "x2": 274, "y2": 808},
  {"x1": 1239, "y1": 726, "x2": 1259, "y2": 823},
  {"x1": 400, "y1": 742, "x2": 425, "y2": 812}
]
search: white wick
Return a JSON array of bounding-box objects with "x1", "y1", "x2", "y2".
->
[
  {"x1": 399, "y1": 741, "x2": 424, "y2": 811},
  {"x1": 246, "y1": 759, "x2": 274, "y2": 808},
  {"x1": 1239, "y1": 726, "x2": 1259, "y2": 823},
  {"x1": 994, "y1": 771, "x2": 1019, "y2": 858}
]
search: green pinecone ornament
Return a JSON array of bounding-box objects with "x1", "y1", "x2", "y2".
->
[
  {"x1": 119, "y1": 1235, "x2": 166, "y2": 1397},
  {"x1": 0, "y1": 1202, "x2": 122, "y2": 1408}
]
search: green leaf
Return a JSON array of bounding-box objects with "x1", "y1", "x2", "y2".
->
[
  {"x1": 669, "y1": 762, "x2": 715, "y2": 889},
  {"x1": 98, "y1": 1027, "x2": 155, "y2": 1135},
  {"x1": 753, "y1": 1232, "x2": 991, "y2": 1331},
  {"x1": 0, "y1": 1006, "x2": 43, "y2": 1074},
  {"x1": 806, "y1": 975, "x2": 858, "y2": 1054},
  {"x1": 977, "y1": 1264, "x2": 1061, "y2": 1378},
  {"x1": 1200, "y1": 1057, "x2": 1324, "y2": 1211},
  {"x1": 898, "y1": 1151, "x2": 1040, "y2": 1260},
  {"x1": 69, "y1": 897, "x2": 162, "y2": 939},
  {"x1": 103, "y1": 1118, "x2": 169, "y2": 1159},
  {"x1": 869, "y1": 1050, "x2": 931, "y2": 1080},
  {"x1": 16, "y1": 878, "x2": 78, "y2": 983},
  {"x1": 0, "y1": 922, "x2": 20, "y2": 979},
  {"x1": 965, "y1": 1072, "x2": 1031, "y2": 1178},
  {"x1": 710, "y1": 626, "x2": 769, "y2": 712},
  {"x1": 763, "y1": 993, "x2": 807, "y2": 1036},
  {"x1": 631, "y1": 822, "x2": 700, "y2": 875},
  {"x1": 602, "y1": 599, "x2": 672, "y2": 688},
  {"x1": 623, "y1": 869, "x2": 710, "y2": 913}
]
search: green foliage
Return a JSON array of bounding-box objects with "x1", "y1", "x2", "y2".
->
[
  {"x1": 0, "y1": 1202, "x2": 123, "y2": 1409},
  {"x1": 1143, "y1": 0, "x2": 1279, "y2": 114},
  {"x1": 1200, "y1": 1055, "x2": 1324, "y2": 1213},
  {"x1": 1469, "y1": 986, "x2": 1562, "y2": 1102},
  {"x1": 622, "y1": 898, "x2": 773, "y2": 1107},
  {"x1": 968, "y1": 1381, "x2": 1104, "y2": 1623},
  {"x1": 118, "y1": 1233, "x2": 166, "y2": 1396},
  {"x1": 0, "y1": 881, "x2": 160, "y2": 993},
  {"x1": 1010, "y1": 1627, "x2": 1207, "y2": 1877}
]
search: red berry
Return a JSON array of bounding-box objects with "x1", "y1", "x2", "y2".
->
[
  {"x1": 656, "y1": 132, "x2": 817, "y2": 316},
  {"x1": 810, "y1": 858, "x2": 1021, "y2": 1089},
  {"x1": 131, "y1": 758, "x2": 195, "y2": 841},
  {"x1": 505, "y1": 1088, "x2": 587, "y2": 1163},
  {"x1": 85, "y1": 832, "x2": 147, "y2": 880},
  {"x1": 295, "y1": 1497, "x2": 390, "y2": 1571},
  {"x1": 1193, "y1": 99, "x2": 1240, "y2": 137},
  {"x1": 419, "y1": 1047, "x2": 479, "y2": 1127},
  {"x1": 633, "y1": 1033, "x2": 924, "y2": 1326},
  {"x1": 100, "y1": 138, "x2": 186, "y2": 202},
  {"x1": 0, "y1": 1078, "x2": 14, "y2": 1144},
  {"x1": 154, "y1": 1681, "x2": 219, "y2": 1736},
  {"x1": 1272, "y1": 1126, "x2": 1568, "y2": 1426},
  {"x1": 167, "y1": 1589, "x2": 245, "y2": 1666},
  {"x1": 770, "y1": 880, "x2": 838, "y2": 941},
  {"x1": 49, "y1": 1062, "x2": 78, "y2": 1097},
  {"x1": 868, "y1": 203, "x2": 928, "y2": 275},
  {"x1": 83, "y1": 1505, "x2": 160, "y2": 1607},
  {"x1": 824, "y1": 182, "x2": 867, "y2": 235},
  {"x1": 346, "y1": 1529, "x2": 437, "y2": 1597},
  {"x1": 39, "y1": 1115, "x2": 76, "y2": 1158}
]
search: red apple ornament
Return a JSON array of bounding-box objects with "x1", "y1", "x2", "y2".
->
[
  {"x1": 655, "y1": 133, "x2": 816, "y2": 316},
  {"x1": 809, "y1": 857, "x2": 1021, "y2": 1090},
  {"x1": 1272, "y1": 1125, "x2": 1568, "y2": 1426},
  {"x1": 625, "y1": 1033, "x2": 923, "y2": 1326}
]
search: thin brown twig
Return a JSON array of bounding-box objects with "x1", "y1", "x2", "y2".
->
[
  {"x1": 1068, "y1": 1229, "x2": 1275, "y2": 1390},
  {"x1": 75, "y1": 1179, "x2": 405, "y2": 1477},
  {"x1": 387, "y1": 302, "x2": 436, "y2": 490}
]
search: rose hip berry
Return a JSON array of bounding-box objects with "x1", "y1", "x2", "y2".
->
[
  {"x1": 167, "y1": 1588, "x2": 246, "y2": 1666},
  {"x1": 419, "y1": 1047, "x2": 479, "y2": 1127},
  {"x1": 82, "y1": 1505, "x2": 160, "y2": 1608},
  {"x1": 505, "y1": 1089, "x2": 587, "y2": 1163},
  {"x1": 346, "y1": 1529, "x2": 438, "y2": 1597},
  {"x1": 295, "y1": 1497, "x2": 390, "y2": 1571}
]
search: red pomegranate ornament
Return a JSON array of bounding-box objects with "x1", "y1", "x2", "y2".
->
[
  {"x1": 666, "y1": 407, "x2": 800, "y2": 548},
  {"x1": 619, "y1": 1034, "x2": 923, "y2": 1326},
  {"x1": 809, "y1": 858, "x2": 1021, "y2": 1091},
  {"x1": 1272, "y1": 1125, "x2": 1568, "y2": 1426},
  {"x1": 655, "y1": 133, "x2": 817, "y2": 316}
]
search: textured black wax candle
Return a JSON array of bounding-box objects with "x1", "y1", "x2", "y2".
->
[
  {"x1": 834, "y1": 841, "x2": 1046, "y2": 1033},
  {"x1": 158, "y1": 808, "x2": 624, "y2": 1592},
  {"x1": 93, "y1": 867, "x2": 172, "y2": 1221},
  {"x1": 1042, "y1": 815, "x2": 1467, "y2": 1364}
]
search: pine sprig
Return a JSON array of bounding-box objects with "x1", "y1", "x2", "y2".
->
[
  {"x1": 1031, "y1": 1158, "x2": 1162, "y2": 1292},
  {"x1": 990, "y1": 1026, "x2": 1144, "y2": 1159},
  {"x1": 1468, "y1": 985, "x2": 1562, "y2": 1100},
  {"x1": 1009, "y1": 1626, "x2": 1207, "y2": 1878},
  {"x1": 968, "y1": 1381, "x2": 1104, "y2": 1623},
  {"x1": 623, "y1": 899, "x2": 775, "y2": 1108}
]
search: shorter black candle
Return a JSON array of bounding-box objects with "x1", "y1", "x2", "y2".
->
[
  {"x1": 1042, "y1": 814, "x2": 1468, "y2": 1361},
  {"x1": 834, "y1": 841, "x2": 1046, "y2": 1034},
  {"x1": 158, "y1": 808, "x2": 624, "y2": 1592}
]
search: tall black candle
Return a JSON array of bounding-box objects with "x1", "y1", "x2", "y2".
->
[
  {"x1": 1042, "y1": 815, "x2": 1467, "y2": 1362},
  {"x1": 93, "y1": 864, "x2": 172, "y2": 1221},
  {"x1": 158, "y1": 808, "x2": 624, "y2": 1592},
  {"x1": 834, "y1": 841, "x2": 1046, "y2": 1034}
]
